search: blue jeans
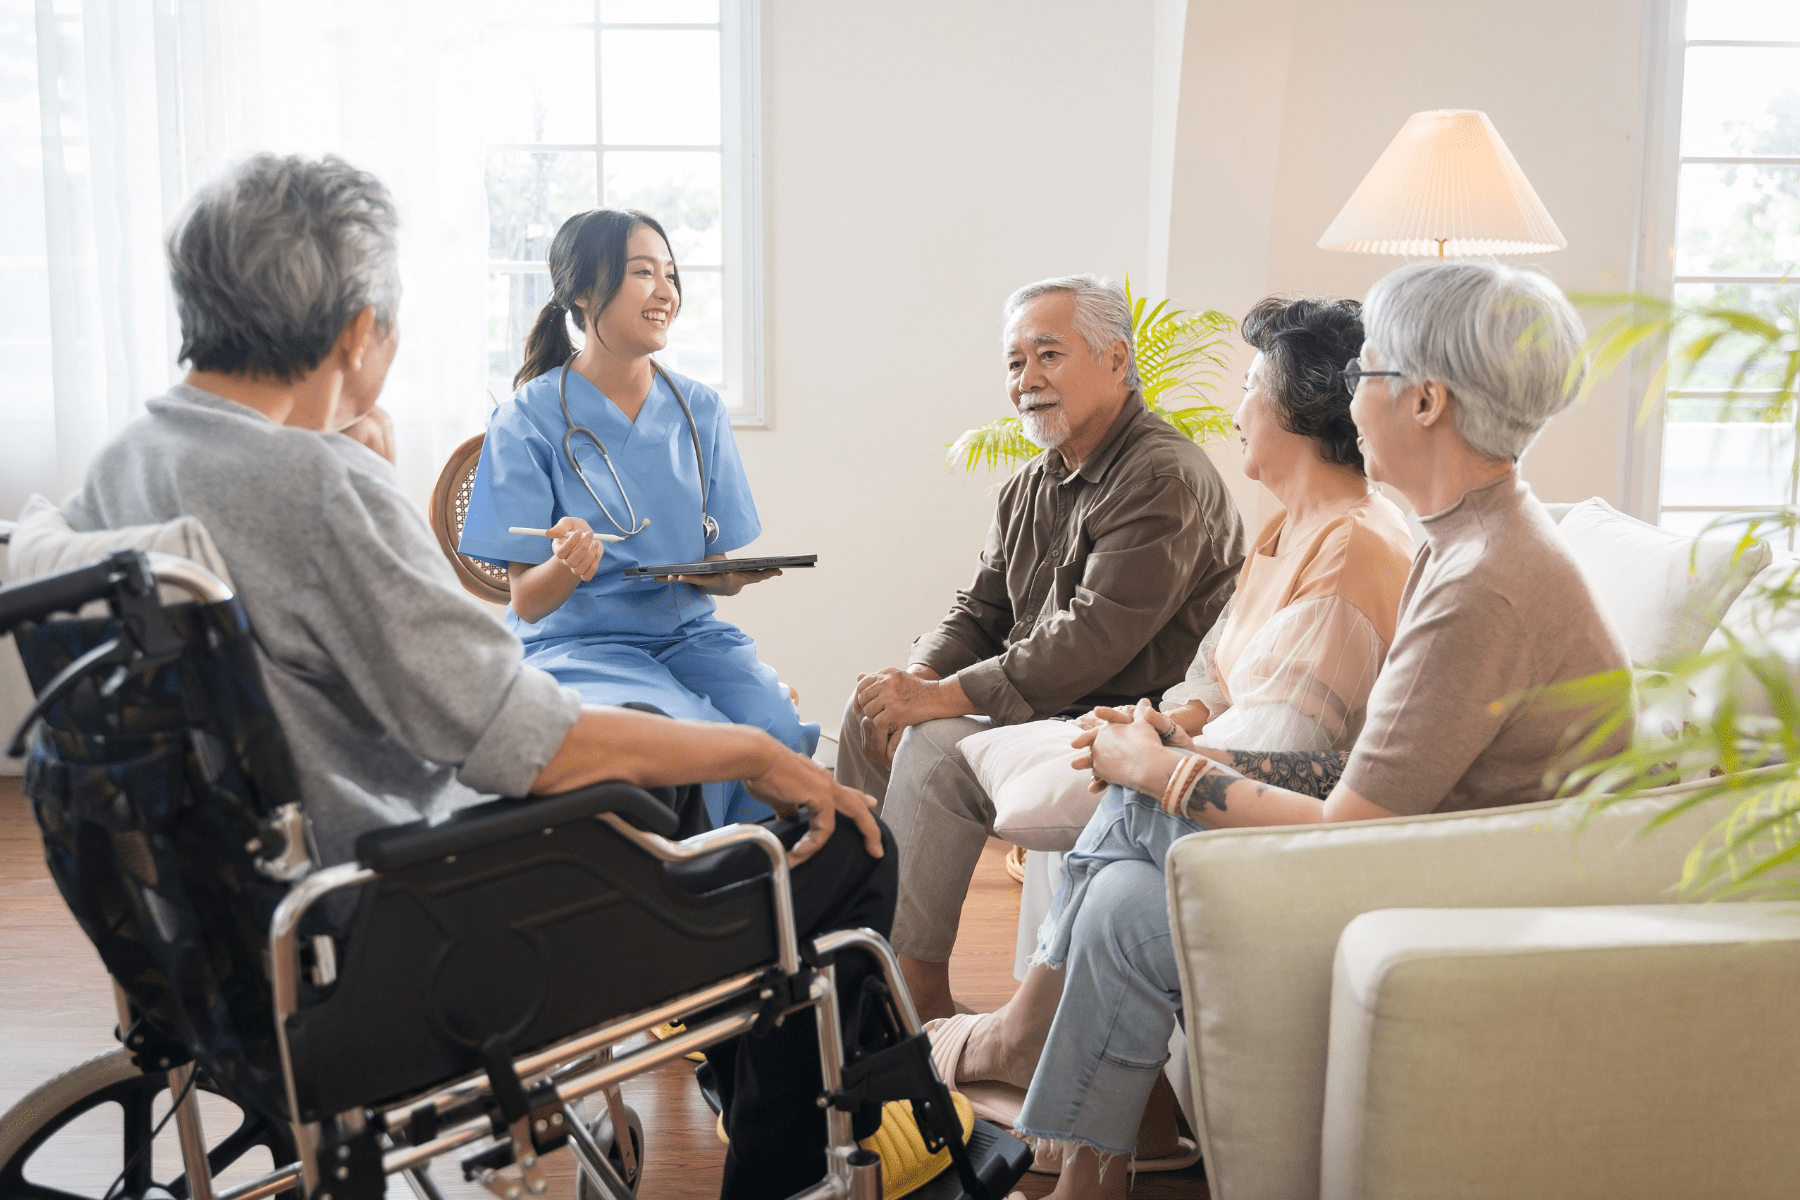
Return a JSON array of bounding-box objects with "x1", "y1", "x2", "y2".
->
[{"x1": 1012, "y1": 784, "x2": 1208, "y2": 1157}]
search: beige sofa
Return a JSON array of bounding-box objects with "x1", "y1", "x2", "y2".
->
[{"x1": 1164, "y1": 498, "x2": 1800, "y2": 1200}]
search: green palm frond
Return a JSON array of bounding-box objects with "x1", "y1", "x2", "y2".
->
[
  {"x1": 1572, "y1": 286, "x2": 1800, "y2": 428},
  {"x1": 947, "y1": 277, "x2": 1238, "y2": 473},
  {"x1": 1534, "y1": 287, "x2": 1800, "y2": 896},
  {"x1": 946, "y1": 417, "x2": 1041, "y2": 475}
]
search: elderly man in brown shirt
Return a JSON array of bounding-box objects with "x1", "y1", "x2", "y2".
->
[{"x1": 836, "y1": 274, "x2": 1243, "y2": 1018}]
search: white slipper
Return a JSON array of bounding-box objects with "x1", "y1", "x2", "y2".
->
[
  {"x1": 923, "y1": 1013, "x2": 1027, "y2": 1128},
  {"x1": 924, "y1": 1013, "x2": 982, "y2": 1086}
]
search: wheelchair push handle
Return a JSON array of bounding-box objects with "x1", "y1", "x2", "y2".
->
[
  {"x1": 0, "y1": 551, "x2": 151, "y2": 634},
  {"x1": 0, "y1": 549, "x2": 236, "y2": 635},
  {"x1": 2, "y1": 550, "x2": 236, "y2": 757}
]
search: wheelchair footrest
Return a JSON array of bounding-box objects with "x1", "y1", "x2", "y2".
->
[{"x1": 904, "y1": 1120, "x2": 1031, "y2": 1200}]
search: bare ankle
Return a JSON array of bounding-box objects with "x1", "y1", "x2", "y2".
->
[
  {"x1": 995, "y1": 962, "x2": 1060, "y2": 1080},
  {"x1": 898, "y1": 954, "x2": 954, "y2": 1023},
  {"x1": 1045, "y1": 1143, "x2": 1127, "y2": 1200}
]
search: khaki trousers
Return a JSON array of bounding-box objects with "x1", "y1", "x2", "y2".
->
[{"x1": 834, "y1": 695, "x2": 993, "y2": 962}]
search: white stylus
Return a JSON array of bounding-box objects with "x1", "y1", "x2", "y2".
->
[{"x1": 508, "y1": 526, "x2": 631, "y2": 543}]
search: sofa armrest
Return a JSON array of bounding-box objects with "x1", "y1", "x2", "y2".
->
[
  {"x1": 1321, "y1": 903, "x2": 1800, "y2": 1200},
  {"x1": 1162, "y1": 770, "x2": 1790, "y2": 1200}
]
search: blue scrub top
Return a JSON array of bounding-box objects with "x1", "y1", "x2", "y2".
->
[{"x1": 458, "y1": 364, "x2": 761, "y2": 643}]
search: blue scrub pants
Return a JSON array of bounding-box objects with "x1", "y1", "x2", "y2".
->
[{"x1": 522, "y1": 617, "x2": 820, "y2": 826}]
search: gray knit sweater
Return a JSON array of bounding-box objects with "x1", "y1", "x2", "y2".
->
[{"x1": 63, "y1": 384, "x2": 580, "y2": 866}]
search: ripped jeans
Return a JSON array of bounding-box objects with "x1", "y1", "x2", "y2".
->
[{"x1": 1011, "y1": 783, "x2": 1209, "y2": 1158}]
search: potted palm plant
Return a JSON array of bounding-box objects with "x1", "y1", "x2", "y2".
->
[{"x1": 946, "y1": 282, "x2": 1237, "y2": 473}]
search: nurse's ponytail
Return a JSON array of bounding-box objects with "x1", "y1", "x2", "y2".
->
[
  {"x1": 513, "y1": 208, "x2": 681, "y2": 389},
  {"x1": 516, "y1": 299, "x2": 575, "y2": 388}
]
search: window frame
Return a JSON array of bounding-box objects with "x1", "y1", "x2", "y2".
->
[
  {"x1": 1621, "y1": 0, "x2": 1686, "y2": 523},
  {"x1": 481, "y1": 0, "x2": 766, "y2": 426},
  {"x1": 1635, "y1": 0, "x2": 1800, "y2": 541}
]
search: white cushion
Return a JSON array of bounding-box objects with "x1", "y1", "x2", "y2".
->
[
  {"x1": 7, "y1": 495, "x2": 233, "y2": 600},
  {"x1": 1322, "y1": 904, "x2": 1800, "y2": 1200},
  {"x1": 958, "y1": 719, "x2": 1097, "y2": 851},
  {"x1": 1556, "y1": 497, "x2": 1768, "y2": 665},
  {"x1": 1689, "y1": 552, "x2": 1800, "y2": 723}
]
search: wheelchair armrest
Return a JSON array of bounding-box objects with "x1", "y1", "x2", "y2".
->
[{"x1": 354, "y1": 781, "x2": 681, "y2": 872}]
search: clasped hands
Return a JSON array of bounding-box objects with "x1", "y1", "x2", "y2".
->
[{"x1": 1069, "y1": 699, "x2": 1214, "y2": 796}]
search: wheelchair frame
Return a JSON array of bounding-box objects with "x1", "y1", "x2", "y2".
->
[
  {"x1": 0, "y1": 553, "x2": 1016, "y2": 1200},
  {"x1": 261, "y1": 831, "x2": 914, "y2": 1200}
]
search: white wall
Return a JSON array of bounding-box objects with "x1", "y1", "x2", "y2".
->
[
  {"x1": 713, "y1": 0, "x2": 1167, "y2": 738},
  {"x1": 1169, "y1": 0, "x2": 1659, "y2": 531},
  {"x1": 0, "y1": 0, "x2": 1174, "y2": 774},
  {"x1": 723, "y1": 0, "x2": 1662, "y2": 739},
  {"x1": 0, "y1": 0, "x2": 1665, "y2": 772}
]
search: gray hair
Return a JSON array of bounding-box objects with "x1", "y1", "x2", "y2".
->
[
  {"x1": 1002, "y1": 274, "x2": 1139, "y2": 391},
  {"x1": 167, "y1": 154, "x2": 401, "y2": 383},
  {"x1": 1361, "y1": 259, "x2": 1587, "y2": 461}
]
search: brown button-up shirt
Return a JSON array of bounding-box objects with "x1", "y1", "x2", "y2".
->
[{"x1": 912, "y1": 394, "x2": 1244, "y2": 724}]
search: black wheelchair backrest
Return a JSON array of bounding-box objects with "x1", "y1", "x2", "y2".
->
[{"x1": 2, "y1": 551, "x2": 308, "y2": 1119}]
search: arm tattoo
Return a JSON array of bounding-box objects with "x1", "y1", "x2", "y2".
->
[
  {"x1": 1185, "y1": 759, "x2": 1243, "y2": 815},
  {"x1": 1216, "y1": 749, "x2": 1350, "y2": 801}
]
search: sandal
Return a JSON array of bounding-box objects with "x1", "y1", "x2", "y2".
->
[{"x1": 924, "y1": 1012, "x2": 1027, "y2": 1128}]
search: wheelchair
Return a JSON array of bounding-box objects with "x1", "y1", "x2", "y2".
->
[{"x1": 0, "y1": 548, "x2": 1031, "y2": 1200}]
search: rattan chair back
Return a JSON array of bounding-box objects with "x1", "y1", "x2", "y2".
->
[{"x1": 430, "y1": 434, "x2": 513, "y2": 606}]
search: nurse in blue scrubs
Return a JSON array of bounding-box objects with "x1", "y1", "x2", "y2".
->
[{"x1": 459, "y1": 208, "x2": 814, "y2": 825}]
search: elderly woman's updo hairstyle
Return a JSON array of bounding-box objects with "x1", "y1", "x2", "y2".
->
[
  {"x1": 1361, "y1": 260, "x2": 1587, "y2": 461},
  {"x1": 1240, "y1": 295, "x2": 1366, "y2": 472},
  {"x1": 515, "y1": 209, "x2": 682, "y2": 388},
  {"x1": 167, "y1": 154, "x2": 399, "y2": 383}
]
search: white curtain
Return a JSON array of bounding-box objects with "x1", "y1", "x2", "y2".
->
[
  {"x1": 1, "y1": 0, "x2": 494, "y2": 521},
  {"x1": 1, "y1": 0, "x2": 495, "y2": 771}
]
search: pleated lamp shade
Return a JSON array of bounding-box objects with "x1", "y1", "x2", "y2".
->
[{"x1": 1318, "y1": 109, "x2": 1566, "y2": 257}]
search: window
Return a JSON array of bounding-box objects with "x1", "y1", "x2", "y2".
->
[
  {"x1": 480, "y1": 0, "x2": 763, "y2": 422},
  {"x1": 1659, "y1": 0, "x2": 1800, "y2": 542}
]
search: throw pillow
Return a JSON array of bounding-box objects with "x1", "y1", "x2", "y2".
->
[
  {"x1": 960, "y1": 719, "x2": 1097, "y2": 852},
  {"x1": 1555, "y1": 497, "x2": 1768, "y2": 666}
]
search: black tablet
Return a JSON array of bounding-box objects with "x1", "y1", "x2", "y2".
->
[{"x1": 623, "y1": 554, "x2": 818, "y2": 578}]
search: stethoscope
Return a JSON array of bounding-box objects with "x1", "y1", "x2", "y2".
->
[{"x1": 557, "y1": 352, "x2": 718, "y2": 544}]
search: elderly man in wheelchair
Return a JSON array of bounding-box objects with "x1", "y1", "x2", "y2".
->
[{"x1": 0, "y1": 153, "x2": 1029, "y2": 1200}]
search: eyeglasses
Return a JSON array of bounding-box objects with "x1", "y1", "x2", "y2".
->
[{"x1": 1342, "y1": 357, "x2": 1403, "y2": 394}]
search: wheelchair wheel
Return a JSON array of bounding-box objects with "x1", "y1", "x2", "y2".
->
[
  {"x1": 574, "y1": 1102, "x2": 643, "y2": 1199},
  {"x1": 0, "y1": 1050, "x2": 297, "y2": 1200}
]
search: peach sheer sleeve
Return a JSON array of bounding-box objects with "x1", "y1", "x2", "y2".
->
[{"x1": 1193, "y1": 595, "x2": 1388, "y2": 754}]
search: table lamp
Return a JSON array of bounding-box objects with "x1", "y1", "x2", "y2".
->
[{"x1": 1318, "y1": 109, "x2": 1566, "y2": 258}]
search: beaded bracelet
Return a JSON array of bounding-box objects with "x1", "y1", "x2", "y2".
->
[{"x1": 1159, "y1": 752, "x2": 1211, "y2": 818}]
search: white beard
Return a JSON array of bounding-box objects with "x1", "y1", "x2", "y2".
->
[{"x1": 1018, "y1": 404, "x2": 1070, "y2": 450}]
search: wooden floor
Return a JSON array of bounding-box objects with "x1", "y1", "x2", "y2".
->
[{"x1": 0, "y1": 776, "x2": 1206, "y2": 1199}]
